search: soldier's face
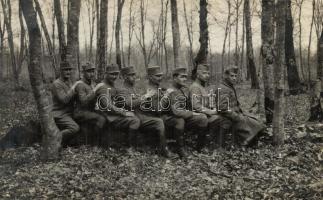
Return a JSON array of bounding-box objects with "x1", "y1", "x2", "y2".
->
[
  {"x1": 125, "y1": 74, "x2": 136, "y2": 85},
  {"x1": 226, "y1": 72, "x2": 238, "y2": 85},
  {"x1": 84, "y1": 69, "x2": 95, "y2": 81},
  {"x1": 174, "y1": 73, "x2": 188, "y2": 87},
  {"x1": 106, "y1": 72, "x2": 119, "y2": 83},
  {"x1": 149, "y1": 74, "x2": 163, "y2": 85},
  {"x1": 61, "y1": 68, "x2": 72, "y2": 79},
  {"x1": 197, "y1": 70, "x2": 210, "y2": 83}
]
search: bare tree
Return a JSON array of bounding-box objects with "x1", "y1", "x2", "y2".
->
[
  {"x1": 193, "y1": 0, "x2": 209, "y2": 78},
  {"x1": 244, "y1": 0, "x2": 259, "y2": 89},
  {"x1": 233, "y1": 0, "x2": 243, "y2": 66},
  {"x1": 85, "y1": 0, "x2": 96, "y2": 61},
  {"x1": 161, "y1": 0, "x2": 169, "y2": 74},
  {"x1": 20, "y1": 0, "x2": 61, "y2": 160},
  {"x1": 17, "y1": 3, "x2": 26, "y2": 77},
  {"x1": 135, "y1": 0, "x2": 158, "y2": 69},
  {"x1": 54, "y1": 0, "x2": 67, "y2": 61},
  {"x1": 307, "y1": 0, "x2": 315, "y2": 83},
  {"x1": 261, "y1": 0, "x2": 275, "y2": 124},
  {"x1": 170, "y1": 0, "x2": 181, "y2": 68},
  {"x1": 66, "y1": 0, "x2": 81, "y2": 78},
  {"x1": 34, "y1": 0, "x2": 58, "y2": 75},
  {"x1": 183, "y1": 0, "x2": 194, "y2": 68},
  {"x1": 273, "y1": 0, "x2": 286, "y2": 146},
  {"x1": 295, "y1": 0, "x2": 305, "y2": 81},
  {"x1": 97, "y1": 0, "x2": 108, "y2": 81},
  {"x1": 285, "y1": 0, "x2": 302, "y2": 95},
  {"x1": 1, "y1": 0, "x2": 19, "y2": 87},
  {"x1": 0, "y1": 11, "x2": 4, "y2": 80},
  {"x1": 115, "y1": 0, "x2": 125, "y2": 69},
  {"x1": 127, "y1": 0, "x2": 135, "y2": 65},
  {"x1": 222, "y1": 0, "x2": 232, "y2": 74}
]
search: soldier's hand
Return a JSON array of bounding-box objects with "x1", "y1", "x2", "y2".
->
[
  {"x1": 124, "y1": 111, "x2": 135, "y2": 117},
  {"x1": 204, "y1": 109, "x2": 217, "y2": 116},
  {"x1": 192, "y1": 112, "x2": 201, "y2": 116},
  {"x1": 71, "y1": 81, "x2": 82, "y2": 92}
]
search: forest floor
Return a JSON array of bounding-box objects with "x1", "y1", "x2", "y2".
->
[{"x1": 0, "y1": 80, "x2": 322, "y2": 199}]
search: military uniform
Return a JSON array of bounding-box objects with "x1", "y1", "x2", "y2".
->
[
  {"x1": 95, "y1": 64, "x2": 140, "y2": 134},
  {"x1": 189, "y1": 64, "x2": 231, "y2": 149},
  {"x1": 163, "y1": 68, "x2": 208, "y2": 153},
  {"x1": 73, "y1": 63, "x2": 106, "y2": 138},
  {"x1": 118, "y1": 66, "x2": 169, "y2": 156},
  {"x1": 51, "y1": 62, "x2": 80, "y2": 145},
  {"x1": 215, "y1": 79, "x2": 266, "y2": 146}
]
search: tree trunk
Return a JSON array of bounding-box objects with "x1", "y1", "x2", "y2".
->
[
  {"x1": 273, "y1": 0, "x2": 286, "y2": 146},
  {"x1": 115, "y1": 0, "x2": 125, "y2": 69},
  {"x1": 18, "y1": 3, "x2": 26, "y2": 76},
  {"x1": 97, "y1": 0, "x2": 107, "y2": 81},
  {"x1": 261, "y1": 0, "x2": 275, "y2": 124},
  {"x1": 285, "y1": 0, "x2": 302, "y2": 95},
  {"x1": 222, "y1": 1, "x2": 231, "y2": 76},
  {"x1": 244, "y1": 0, "x2": 259, "y2": 89},
  {"x1": 20, "y1": 0, "x2": 61, "y2": 160},
  {"x1": 162, "y1": 0, "x2": 169, "y2": 75},
  {"x1": 170, "y1": 0, "x2": 181, "y2": 68},
  {"x1": 318, "y1": 28, "x2": 323, "y2": 80},
  {"x1": 127, "y1": 0, "x2": 134, "y2": 66},
  {"x1": 234, "y1": 0, "x2": 242, "y2": 67},
  {"x1": 193, "y1": 0, "x2": 208, "y2": 78},
  {"x1": 183, "y1": 0, "x2": 194, "y2": 69},
  {"x1": 34, "y1": 0, "x2": 58, "y2": 76},
  {"x1": 54, "y1": 0, "x2": 67, "y2": 61},
  {"x1": 307, "y1": 0, "x2": 315, "y2": 85},
  {"x1": 240, "y1": 6, "x2": 245, "y2": 81},
  {"x1": 66, "y1": 0, "x2": 81, "y2": 78},
  {"x1": 0, "y1": 15, "x2": 4, "y2": 81},
  {"x1": 1, "y1": 0, "x2": 19, "y2": 87},
  {"x1": 297, "y1": 0, "x2": 305, "y2": 81}
]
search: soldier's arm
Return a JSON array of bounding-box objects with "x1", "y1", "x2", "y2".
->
[
  {"x1": 170, "y1": 91, "x2": 193, "y2": 119},
  {"x1": 96, "y1": 87, "x2": 126, "y2": 116},
  {"x1": 190, "y1": 86, "x2": 203, "y2": 112},
  {"x1": 51, "y1": 82, "x2": 74, "y2": 104},
  {"x1": 118, "y1": 88, "x2": 141, "y2": 109},
  {"x1": 75, "y1": 83, "x2": 95, "y2": 106}
]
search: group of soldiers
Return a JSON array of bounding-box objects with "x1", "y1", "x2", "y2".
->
[{"x1": 51, "y1": 61, "x2": 266, "y2": 159}]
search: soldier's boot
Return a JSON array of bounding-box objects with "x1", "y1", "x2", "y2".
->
[
  {"x1": 159, "y1": 132, "x2": 170, "y2": 158},
  {"x1": 61, "y1": 130, "x2": 78, "y2": 147},
  {"x1": 215, "y1": 128, "x2": 229, "y2": 150},
  {"x1": 196, "y1": 130, "x2": 207, "y2": 153},
  {"x1": 174, "y1": 131, "x2": 187, "y2": 159},
  {"x1": 127, "y1": 129, "x2": 138, "y2": 149}
]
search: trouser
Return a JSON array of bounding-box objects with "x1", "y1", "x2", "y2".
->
[
  {"x1": 162, "y1": 114, "x2": 208, "y2": 150},
  {"x1": 208, "y1": 115, "x2": 233, "y2": 148},
  {"x1": 54, "y1": 113, "x2": 80, "y2": 145},
  {"x1": 74, "y1": 110, "x2": 107, "y2": 144},
  {"x1": 136, "y1": 112, "x2": 166, "y2": 148},
  {"x1": 104, "y1": 113, "x2": 141, "y2": 147}
]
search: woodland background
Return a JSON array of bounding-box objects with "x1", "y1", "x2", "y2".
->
[{"x1": 0, "y1": 0, "x2": 322, "y2": 199}]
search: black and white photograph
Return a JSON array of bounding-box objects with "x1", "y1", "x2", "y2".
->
[{"x1": 0, "y1": 0, "x2": 322, "y2": 199}]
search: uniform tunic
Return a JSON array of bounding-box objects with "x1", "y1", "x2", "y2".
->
[
  {"x1": 95, "y1": 81, "x2": 140, "y2": 131},
  {"x1": 51, "y1": 78, "x2": 79, "y2": 135}
]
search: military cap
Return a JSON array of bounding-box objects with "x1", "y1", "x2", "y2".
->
[
  {"x1": 172, "y1": 67, "x2": 188, "y2": 76},
  {"x1": 224, "y1": 65, "x2": 239, "y2": 74},
  {"x1": 121, "y1": 65, "x2": 136, "y2": 76},
  {"x1": 147, "y1": 65, "x2": 163, "y2": 76},
  {"x1": 82, "y1": 62, "x2": 95, "y2": 71},
  {"x1": 60, "y1": 61, "x2": 73, "y2": 70},
  {"x1": 196, "y1": 64, "x2": 210, "y2": 71},
  {"x1": 105, "y1": 63, "x2": 120, "y2": 74}
]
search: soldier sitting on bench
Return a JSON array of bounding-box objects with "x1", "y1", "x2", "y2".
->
[{"x1": 73, "y1": 63, "x2": 106, "y2": 144}]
